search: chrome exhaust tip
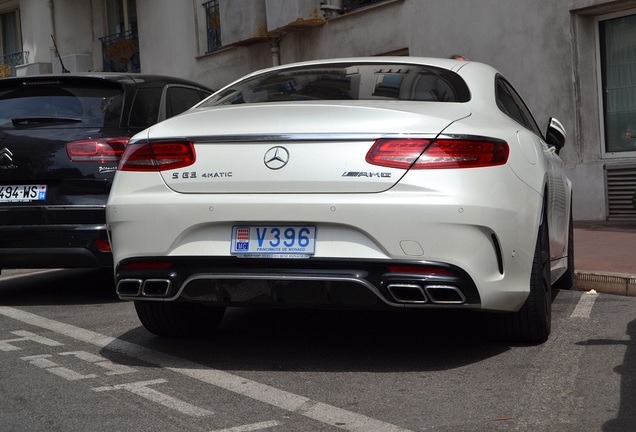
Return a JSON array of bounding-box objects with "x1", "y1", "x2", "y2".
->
[
  {"x1": 116, "y1": 279, "x2": 143, "y2": 297},
  {"x1": 425, "y1": 285, "x2": 466, "y2": 304},
  {"x1": 142, "y1": 279, "x2": 172, "y2": 297},
  {"x1": 387, "y1": 283, "x2": 428, "y2": 304}
]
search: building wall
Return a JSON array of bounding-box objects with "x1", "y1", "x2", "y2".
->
[
  {"x1": 50, "y1": 0, "x2": 93, "y2": 72},
  {"x1": 8, "y1": 0, "x2": 636, "y2": 220},
  {"x1": 18, "y1": 0, "x2": 52, "y2": 64},
  {"x1": 183, "y1": 0, "x2": 636, "y2": 221},
  {"x1": 136, "y1": 0, "x2": 198, "y2": 78}
]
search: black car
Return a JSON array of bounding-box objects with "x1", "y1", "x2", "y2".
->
[{"x1": 0, "y1": 73, "x2": 212, "y2": 271}]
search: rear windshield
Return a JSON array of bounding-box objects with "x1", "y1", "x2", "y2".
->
[
  {"x1": 0, "y1": 81, "x2": 123, "y2": 129},
  {"x1": 202, "y1": 63, "x2": 471, "y2": 106}
]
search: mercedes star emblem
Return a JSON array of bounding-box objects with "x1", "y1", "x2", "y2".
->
[{"x1": 264, "y1": 146, "x2": 289, "y2": 170}]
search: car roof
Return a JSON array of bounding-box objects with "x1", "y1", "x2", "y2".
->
[
  {"x1": 0, "y1": 72, "x2": 213, "y2": 91},
  {"x1": 217, "y1": 56, "x2": 499, "y2": 93},
  {"x1": 237, "y1": 56, "x2": 472, "y2": 77}
]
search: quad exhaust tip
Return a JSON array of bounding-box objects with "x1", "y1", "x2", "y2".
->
[
  {"x1": 387, "y1": 283, "x2": 466, "y2": 304},
  {"x1": 116, "y1": 278, "x2": 172, "y2": 298},
  {"x1": 388, "y1": 284, "x2": 428, "y2": 303}
]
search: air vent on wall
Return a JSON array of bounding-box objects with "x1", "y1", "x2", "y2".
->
[{"x1": 605, "y1": 163, "x2": 636, "y2": 221}]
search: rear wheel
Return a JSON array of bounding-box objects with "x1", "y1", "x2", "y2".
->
[
  {"x1": 134, "y1": 301, "x2": 225, "y2": 338},
  {"x1": 501, "y1": 210, "x2": 552, "y2": 343}
]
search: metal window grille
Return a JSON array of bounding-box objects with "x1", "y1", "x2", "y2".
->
[
  {"x1": 0, "y1": 50, "x2": 28, "y2": 77},
  {"x1": 99, "y1": 29, "x2": 140, "y2": 73},
  {"x1": 203, "y1": 0, "x2": 221, "y2": 53},
  {"x1": 605, "y1": 164, "x2": 636, "y2": 221}
]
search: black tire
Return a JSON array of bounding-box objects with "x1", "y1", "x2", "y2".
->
[
  {"x1": 134, "y1": 301, "x2": 225, "y2": 338},
  {"x1": 554, "y1": 203, "x2": 574, "y2": 290},
  {"x1": 500, "y1": 210, "x2": 552, "y2": 343}
]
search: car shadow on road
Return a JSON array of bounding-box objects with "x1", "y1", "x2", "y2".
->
[
  {"x1": 109, "y1": 306, "x2": 513, "y2": 373},
  {"x1": 578, "y1": 319, "x2": 636, "y2": 432},
  {"x1": 0, "y1": 268, "x2": 118, "y2": 306}
]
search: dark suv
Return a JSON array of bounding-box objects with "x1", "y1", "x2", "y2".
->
[{"x1": 0, "y1": 73, "x2": 212, "y2": 271}]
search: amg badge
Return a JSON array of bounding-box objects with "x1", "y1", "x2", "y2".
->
[{"x1": 342, "y1": 171, "x2": 391, "y2": 178}]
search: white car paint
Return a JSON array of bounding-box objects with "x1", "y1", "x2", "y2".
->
[{"x1": 106, "y1": 57, "x2": 572, "y2": 342}]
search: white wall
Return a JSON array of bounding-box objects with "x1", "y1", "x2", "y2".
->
[
  {"x1": 51, "y1": 0, "x2": 93, "y2": 71},
  {"x1": 135, "y1": 0, "x2": 197, "y2": 77},
  {"x1": 18, "y1": 0, "x2": 52, "y2": 65}
]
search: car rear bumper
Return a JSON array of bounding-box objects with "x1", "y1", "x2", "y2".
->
[
  {"x1": 115, "y1": 257, "x2": 481, "y2": 310},
  {"x1": 107, "y1": 175, "x2": 544, "y2": 312},
  {"x1": 0, "y1": 224, "x2": 113, "y2": 268}
]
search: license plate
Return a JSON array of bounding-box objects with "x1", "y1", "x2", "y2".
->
[
  {"x1": 0, "y1": 185, "x2": 47, "y2": 203},
  {"x1": 231, "y1": 225, "x2": 316, "y2": 257}
]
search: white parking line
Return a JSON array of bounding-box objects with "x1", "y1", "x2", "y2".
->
[
  {"x1": 93, "y1": 378, "x2": 214, "y2": 417},
  {"x1": 0, "y1": 330, "x2": 63, "y2": 351},
  {"x1": 59, "y1": 350, "x2": 137, "y2": 375},
  {"x1": 20, "y1": 354, "x2": 98, "y2": 380},
  {"x1": 0, "y1": 306, "x2": 411, "y2": 432},
  {"x1": 209, "y1": 420, "x2": 280, "y2": 432},
  {"x1": 570, "y1": 291, "x2": 598, "y2": 319}
]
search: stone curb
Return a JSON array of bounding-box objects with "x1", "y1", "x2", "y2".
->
[{"x1": 574, "y1": 270, "x2": 636, "y2": 297}]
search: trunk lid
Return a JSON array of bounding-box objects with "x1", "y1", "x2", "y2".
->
[{"x1": 153, "y1": 102, "x2": 471, "y2": 193}]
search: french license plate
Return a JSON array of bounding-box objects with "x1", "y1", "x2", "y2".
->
[
  {"x1": 0, "y1": 185, "x2": 47, "y2": 203},
  {"x1": 231, "y1": 225, "x2": 316, "y2": 257}
]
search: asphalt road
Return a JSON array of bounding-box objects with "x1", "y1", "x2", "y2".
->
[{"x1": 0, "y1": 268, "x2": 635, "y2": 431}]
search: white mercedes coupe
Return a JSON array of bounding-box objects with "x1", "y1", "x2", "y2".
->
[{"x1": 106, "y1": 57, "x2": 573, "y2": 343}]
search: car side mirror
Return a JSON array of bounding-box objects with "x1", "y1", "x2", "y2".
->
[{"x1": 545, "y1": 117, "x2": 566, "y2": 153}]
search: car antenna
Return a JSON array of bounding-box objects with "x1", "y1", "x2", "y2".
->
[{"x1": 50, "y1": 34, "x2": 70, "y2": 73}]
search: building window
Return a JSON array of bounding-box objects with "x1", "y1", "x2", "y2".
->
[
  {"x1": 0, "y1": 9, "x2": 26, "y2": 77},
  {"x1": 343, "y1": 0, "x2": 389, "y2": 13},
  {"x1": 106, "y1": 0, "x2": 137, "y2": 35},
  {"x1": 100, "y1": 0, "x2": 139, "y2": 72},
  {"x1": 203, "y1": 0, "x2": 221, "y2": 53},
  {"x1": 599, "y1": 11, "x2": 636, "y2": 154}
]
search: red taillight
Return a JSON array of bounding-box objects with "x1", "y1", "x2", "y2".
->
[
  {"x1": 66, "y1": 137, "x2": 129, "y2": 162},
  {"x1": 365, "y1": 138, "x2": 433, "y2": 169},
  {"x1": 366, "y1": 138, "x2": 509, "y2": 169},
  {"x1": 94, "y1": 239, "x2": 111, "y2": 252},
  {"x1": 118, "y1": 141, "x2": 196, "y2": 171},
  {"x1": 415, "y1": 139, "x2": 509, "y2": 169},
  {"x1": 387, "y1": 265, "x2": 454, "y2": 276}
]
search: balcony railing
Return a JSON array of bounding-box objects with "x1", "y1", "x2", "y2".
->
[
  {"x1": 0, "y1": 51, "x2": 29, "y2": 78},
  {"x1": 100, "y1": 30, "x2": 140, "y2": 73}
]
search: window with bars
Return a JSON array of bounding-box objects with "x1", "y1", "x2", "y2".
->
[
  {"x1": 100, "y1": 0, "x2": 139, "y2": 73},
  {"x1": 0, "y1": 9, "x2": 26, "y2": 77},
  {"x1": 203, "y1": 0, "x2": 221, "y2": 53}
]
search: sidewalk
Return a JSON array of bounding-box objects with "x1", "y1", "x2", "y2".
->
[{"x1": 573, "y1": 220, "x2": 636, "y2": 296}]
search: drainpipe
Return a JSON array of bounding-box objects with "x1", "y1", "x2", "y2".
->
[
  {"x1": 271, "y1": 36, "x2": 280, "y2": 66},
  {"x1": 321, "y1": 0, "x2": 343, "y2": 18},
  {"x1": 48, "y1": 0, "x2": 56, "y2": 61}
]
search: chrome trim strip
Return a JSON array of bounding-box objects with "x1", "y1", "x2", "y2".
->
[{"x1": 186, "y1": 133, "x2": 440, "y2": 143}]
